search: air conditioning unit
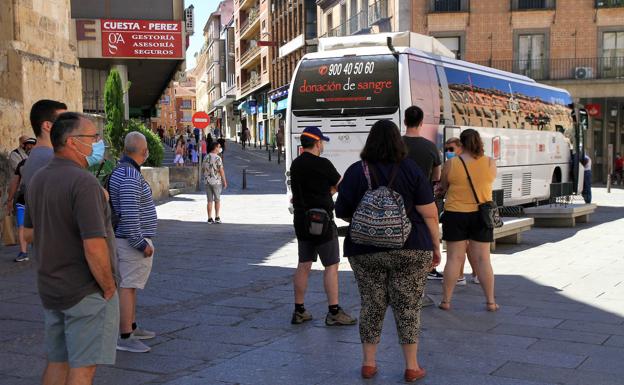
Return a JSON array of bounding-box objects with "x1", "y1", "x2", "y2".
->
[{"x1": 574, "y1": 67, "x2": 593, "y2": 79}]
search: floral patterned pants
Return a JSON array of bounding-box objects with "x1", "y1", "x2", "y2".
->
[{"x1": 348, "y1": 249, "x2": 432, "y2": 345}]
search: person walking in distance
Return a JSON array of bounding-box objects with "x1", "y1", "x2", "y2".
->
[
  {"x1": 174, "y1": 136, "x2": 185, "y2": 167},
  {"x1": 438, "y1": 129, "x2": 499, "y2": 312},
  {"x1": 8, "y1": 135, "x2": 30, "y2": 174},
  {"x1": 581, "y1": 154, "x2": 592, "y2": 204},
  {"x1": 289, "y1": 126, "x2": 357, "y2": 326},
  {"x1": 24, "y1": 112, "x2": 118, "y2": 385},
  {"x1": 336, "y1": 120, "x2": 441, "y2": 381},
  {"x1": 401, "y1": 106, "x2": 443, "y2": 283},
  {"x1": 108, "y1": 132, "x2": 158, "y2": 353},
  {"x1": 203, "y1": 142, "x2": 227, "y2": 223}
]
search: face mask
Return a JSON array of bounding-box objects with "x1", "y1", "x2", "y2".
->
[
  {"x1": 218, "y1": 148, "x2": 223, "y2": 154},
  {"x1": 446, "y1": 151, "x2": 456, "y2": 159},
  {"x1": 84, "y1": 139, "x2": 105, "y2": 167}
]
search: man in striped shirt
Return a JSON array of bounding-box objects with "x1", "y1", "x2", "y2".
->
[{"x1": 108, "y1": 132, "x2": 158, "y2": 353}]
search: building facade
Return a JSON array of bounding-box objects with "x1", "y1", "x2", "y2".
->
[
  {"x1": 412, "y1": 0, "x2": 624, "y2": 182},
  {"x1": 1, "y1": 0, "x2": 82, "y2": 153},
  {"x1": 234, "y1": 0, "x2": 272, "y2": 146},
  {"x1": 267, "y1": 0, "x2": 318, "y2": 145},
  {"x1": 153, "y1": 73, "x2": 196, "y2": 136},
  {"x1": 316, "y1": 0, "x2": 412, "y2": 38},
  {"x1": 214, "y1": 18, "x2": 238, "y2": 139}
]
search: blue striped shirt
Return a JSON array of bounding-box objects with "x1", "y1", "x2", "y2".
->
[{"x1": 108, "y1": 156, "x2": 157, "y2": 251}]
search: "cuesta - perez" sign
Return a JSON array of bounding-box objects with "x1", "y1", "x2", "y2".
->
[{"x1": 101, "y1": 19, "x2": 183, "y2": 59}]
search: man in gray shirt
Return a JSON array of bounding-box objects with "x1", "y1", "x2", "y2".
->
[
  {"x1": 19, "y1": 99, "x2": 67, "y2": 192},
  {"x1": 25, "y1": 112, "x2": 118, "y2": 385}
]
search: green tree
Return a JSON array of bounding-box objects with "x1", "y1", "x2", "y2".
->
[
  {"x1": 104, "y1": 69, "x2": 125, "y2": 157},
  {"x1": 127, "y1": 120, "x2": 164, "y2": 167}
]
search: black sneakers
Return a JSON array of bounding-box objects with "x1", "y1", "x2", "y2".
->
[{"x1": 427, "y1": 270, "x2": 444, "y2": 280}]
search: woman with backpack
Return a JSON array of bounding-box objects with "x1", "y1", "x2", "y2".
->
[
  {"x1": 437, "y1": 129, "x2": 498, "y2": 312},
  {"x1": 335, "y1": 120, "x2": 441, "y2": 382}
]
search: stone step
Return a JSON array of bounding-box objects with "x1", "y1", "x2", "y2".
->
[
  {"x1": 169, "y1": 182, "x2": 186, "y2": 190},
  {"x1": 168, "y1": 188, "x2": 182, "y2": 197}
]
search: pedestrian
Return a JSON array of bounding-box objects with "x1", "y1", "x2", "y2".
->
[
  {"x1": 401, "y1": 106, "x2": 444, "y2": 284},
  {"x1": 335, "y1": 119, "x2": 441, "y2": 382},
  {"x1": 217, "y1": 136, "x2": 226, "y2": 159},
  {"x1": 438, "y1": 129, "x2": 499, "y2": 312},
  {"x1": 200, "y1": 137, "x2": 208, "y2": 161},
  {"x1": 614, "y1": 153, "x2": 623, "y2": 185},
  {"x1": 191, "y1": 144, "x2": 199, "y2": 165},
  {"x1": 186, "y1": 140, "x2": 194, "y2": 165},
  {"x1": 174, "y1": 136, "x2": 185, "y2": 167},
  {"x1": 8, "y1": 135, "x2": 30, "y2": 174},
  {"x1": 202, "y1": 142, "x2": 227, "y2": 223},
  {"x1": 581, "y1": 154, "x2": 592, "y2": 204},
  {"x1": 440, "y1": 137, "x2": 480, "y2": 285},
  {"x1": 19, "y1": 100, "x2": 67, "y2": 202},
  {"x1": 242, "y1": 127, "x2": 250, "y2": 149},
  {"x1": 289, "y1": 126, "x2": 357, "y2": 326},
  {"x1": 193, "y1": 126, "x2": 200, "y2": 145},
  {"x1": 108, "y1": 132, "x2": 158, "y2": 353},
  {"x1": 213, "y1": 126, "x2": 221, "y2": 139},
  {"x1": 5, "y1": 143, "x2": 34, "y2": 262},
  {"x1": 24, "y1": 112, "x2": 118, "y2": 385}
]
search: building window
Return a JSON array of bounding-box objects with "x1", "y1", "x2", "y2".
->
[
  {"x1": 326, "y1": 12, "x2": 333, "y2": 36},
  {"x1": 430, "y1": 0, "x2": 470, "y2": 12},
  {"x1": 437, "y1": 36, "x2": 462, "y2": 59},
  {"x1": 511, "y1": 0, "x2": 556, "y2": 10},
  {"x1": 596, "y1": 0, "x2": 624, "y2": 8},
  {"x1": 516, "y1": 33, "x2": 546, "y2": 79},
  {"x1": 602, "y1": 31, "x2": 624, "y2": 78}
]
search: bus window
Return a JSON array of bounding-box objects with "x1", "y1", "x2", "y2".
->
[
  {"x1": 409, "y1": 60, "x2": 440, "y2": 125},
  {"x1": 290, "y1": 55, "x2": 399, "y2": 116}
]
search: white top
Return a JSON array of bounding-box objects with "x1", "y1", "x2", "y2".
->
[{"x1": 584, "y1": 155, "x2": 592, "y2": 171}]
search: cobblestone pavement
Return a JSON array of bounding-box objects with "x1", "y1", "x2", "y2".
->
[{"x1": 1, "y1": 142, "x2": 624, "y2": 385}]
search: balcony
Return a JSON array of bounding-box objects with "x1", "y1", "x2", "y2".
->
[
  {"x1": 240, "y1": 72, "x2": 261, "y2": 96},
  {"x1": 430, "y1": 0, "x2": 470, "y2": 12},
  {"x1": 237, "y1": 0, "x2": 255, "y2": 11},
  {"x1": 511, "y1": 0, "x2": 556, "y2": 10},
  {"x1": 596, "y1": 0, "x2": 624, "y2": 7},
  {"x1": 348, "y1": 10, "x2": 369, "y2": 35},
  {"x1": 369, "y1": 0, "x2": 389, "y2": 25},
  {"x1": 239, "y1": 7, "x2": 260, "y2": 39},
  {"x1": 472, "y1": 57, "x2": 624, "y2": 81},
  {"x1": 240, "y1": 44, "x2": 261, "y2": 68}
]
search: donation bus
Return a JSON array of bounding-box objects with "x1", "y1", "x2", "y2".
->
[{"x1": 285, "y1": 32, "x2": 587, "y2": 207}]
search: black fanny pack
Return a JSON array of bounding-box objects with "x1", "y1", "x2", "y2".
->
[{"x1": 304, "y1": 208, "x2": 330, "y2": 237}]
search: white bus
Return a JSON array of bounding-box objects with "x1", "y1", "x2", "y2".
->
[{"x1": 285, "y1": 32, "x2": 587, "y2": 207}]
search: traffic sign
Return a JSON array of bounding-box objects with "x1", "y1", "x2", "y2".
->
[{"x1": 192, "y1": 111, "x2": 210, "y2": 129}]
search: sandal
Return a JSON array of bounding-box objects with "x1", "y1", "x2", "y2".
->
[
  {"x1": 438, "y1": 301, "x2": 451, "y2": 311},
  {"x1": 486, "y1": 302, "x2": 500, "y2": 312}
]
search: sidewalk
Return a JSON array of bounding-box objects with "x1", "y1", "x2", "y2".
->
[{"x1": 1, "y1": 144, "x2": 624, "y2": 384}]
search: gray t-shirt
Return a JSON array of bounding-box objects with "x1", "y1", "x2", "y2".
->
[
  {"x1": 20, "y1": 146, "x2": 54, "y2": 190},
  {"x1": 403, "y1": 136, "x2": 442, "y2": 182},
  {"x1": 25, "y1": 157, "x2": 117, "y2": 310}
]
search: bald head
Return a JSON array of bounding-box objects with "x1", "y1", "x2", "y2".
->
[{"x1": 18, "y1": 135, "x2": 28, "y2": 146}]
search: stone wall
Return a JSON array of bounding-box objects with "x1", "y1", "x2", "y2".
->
[
  {"x1": 0, "y1": 0, "x2": 82, "y2": 153},
  {"x1": 142, "y1": 167, "x2": 170, "y2": 201},
  {"x1": 169, "y1": 166, "x2": 199, "y2": 192}
]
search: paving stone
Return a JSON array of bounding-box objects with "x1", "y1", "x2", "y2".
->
[
  {"x1": 150, "y1": 338, "x2": 254, "y2": 362},
  {"x1": 212, "y1": 296, "x2": 279, "y2": 310},
  {"x1": 556, "y1": 319, "x2": 624, "y2": 336},
  {"x1": 172, "y1": 324, "x2": 292, "y2": 347},
  {"x1": 604, "y1": 335, "x2": 624, "y2": 347},
  {"x1": 490, "y1": 323, "x2": 609, "y2": 344},
  {"x1": 94, "y1": 366, "x2": 159, "y2": 385},
  {"x1": 112, "y1": 352, "x2": 205, "y2": 375},
  {"x1": 493, "y1": 361, "x2": 624, "y2": 385}
]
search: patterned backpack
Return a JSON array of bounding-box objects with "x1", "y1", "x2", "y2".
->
[{"x1": 349, "y1": 162, "x2": 412, "y2": 249}]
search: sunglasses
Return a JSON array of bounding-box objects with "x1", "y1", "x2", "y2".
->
[{"x1": 445, "y1": 147, "x2": 455, "y2": 152}]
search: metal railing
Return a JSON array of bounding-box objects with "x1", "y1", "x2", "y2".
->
[
  {"x1": 472, "y1": 57, "x2": 624, "y2": 81},
  {"x1": 430, "y1": 0, "x2": 470, "y2": 12},
  {"x1": 240, "y1": 74, "x2": 261, "y2": 95},
  {"x1": 369, "y1": 0, "x2": 389, "y2": 25},
  {"x1": 596, "y1": 0, "x2": 624, "y2": 7},
  {"x1": 511, "y1": 0, "x2": 556, "y2": 10},
  {"x1": 240, "y1": 44, "x2": 261, "y2": 65},
  {"x1": 347, "y1": 10, "x2": 369, "y2": 34}
]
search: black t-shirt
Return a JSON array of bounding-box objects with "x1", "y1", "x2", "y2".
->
[
  {"x1": 290, "y1": 152, "x2": 340, "y2": 241},
  {"x1": 403, "y1": 136, "x2": 441, "y2": 182},
  {"x1": 14, "y1": 159, "x2": 26, "y2": 205}
]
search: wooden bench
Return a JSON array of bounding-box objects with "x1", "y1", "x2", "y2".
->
[{"x1": 523, "y1": 204, "x2": 597, "y2": 228}]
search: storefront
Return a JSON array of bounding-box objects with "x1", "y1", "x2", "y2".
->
[{"x1": 268, "y1": 84, "x2": 289, "y2": 149}]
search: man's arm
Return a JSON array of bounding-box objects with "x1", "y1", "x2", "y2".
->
[
  {"x1": 116, "y1": 172, "x2": 148, "y2": 252},
  {"x1": 219, "y1": 158, "x2": 227, "y2": 188},
  {"x1": 5, "y1": 175, "x2": 20, "y2": 212},
  {"x1": 83, "y1": 237, "x2": 116, "y2": 299},
  {"x1": 431, "y1": 165, "x2": 442, "y2": 183}
]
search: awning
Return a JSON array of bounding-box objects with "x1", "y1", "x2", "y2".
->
[
  {"x1": 276, "y1": 98, "x2": 288, "y2": 111},
  {"x1": 214, "y1": 94, "x2": 235, "y2": 107}
]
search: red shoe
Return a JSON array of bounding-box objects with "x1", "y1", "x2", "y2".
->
[
  {"x1": 404, "y1": 367, "x2": 426, "y2": 382},
  {"x1": 361, "y1": 365, "x2": 378, "y2": 379}
]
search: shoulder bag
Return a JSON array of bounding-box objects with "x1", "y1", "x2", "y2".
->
[{"x1": 457, "y1": 157, "x2": 503, "y2": 229}]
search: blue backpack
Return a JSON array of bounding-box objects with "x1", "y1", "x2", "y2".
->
[{"x1": 349, "y1": 162, "x2": 412, "y2": 249}]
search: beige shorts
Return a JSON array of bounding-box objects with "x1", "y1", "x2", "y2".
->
[{"x1": 116, "y1": 238, "x2": 154, "y2": 289}]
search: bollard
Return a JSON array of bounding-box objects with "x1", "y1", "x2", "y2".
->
[
  {"x1": 277, "y1": 149, "x2": 281, "y2": 164},
  {"x1": 242, "y1": 168, "x2": 247, "y2": 190},
  {"x1": 268, "y1": 150, "x2": 272, "y2": 162},
  {"x1": 607, "y1": 174, "x2": 612, "y2": 193}
]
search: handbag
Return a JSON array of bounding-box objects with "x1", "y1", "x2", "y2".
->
[
  {"x1": 2, "y1": 214, "x2": 17, "y2": 246},
  {"x1": 457, "y1": 157, "x2": 503, "y2": 229}
]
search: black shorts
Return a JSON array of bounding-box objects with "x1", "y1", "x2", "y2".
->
[
  {"x1": 298, "y1": 234, "x2": 340, "y2": 267},
  {"x1": 442, "y1": 211, "x2": 494, "y2": 243}
]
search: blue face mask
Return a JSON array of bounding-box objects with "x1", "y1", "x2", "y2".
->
[
  {"x1": 85, "y1": 140, "x2": 105, "y2": 166},
  {"x1": 446, "y1": 151, "x2": 456, "y2": 159}
]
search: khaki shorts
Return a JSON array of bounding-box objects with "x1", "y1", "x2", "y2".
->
[
  {"x1": 44, "y1": 292, "x2": 119, "y2": 368},
  {"x1": 116, "y1": 238, "x2": 154, "y2": 289},
  {"x1": 206, "y1": 183, "x2": 223, "y2": 202}
]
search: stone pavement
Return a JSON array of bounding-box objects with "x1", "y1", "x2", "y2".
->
[{"x1": 1, "y1": 142, "x2": 624, "y2": 385}]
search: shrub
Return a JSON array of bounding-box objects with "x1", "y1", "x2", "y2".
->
[{"x1": 104, "y1": 69, "x2": 125, "y2": 158}]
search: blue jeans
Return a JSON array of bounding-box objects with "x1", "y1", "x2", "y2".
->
[{"x1": 582, "y1": 170, "x2": 592, "y2": 204}]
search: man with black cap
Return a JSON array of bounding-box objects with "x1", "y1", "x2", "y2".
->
[{"x1": 289, "y1": 126, "x2": 356, "y2": 326}]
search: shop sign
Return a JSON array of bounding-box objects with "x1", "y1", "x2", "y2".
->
[{"x1": 101, "y1": 19, "x2": 184, "y2": 59}]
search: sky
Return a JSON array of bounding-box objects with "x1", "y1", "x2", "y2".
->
[{"x1": 186, "y1": 0, "x2": 222, "y2": 70}]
